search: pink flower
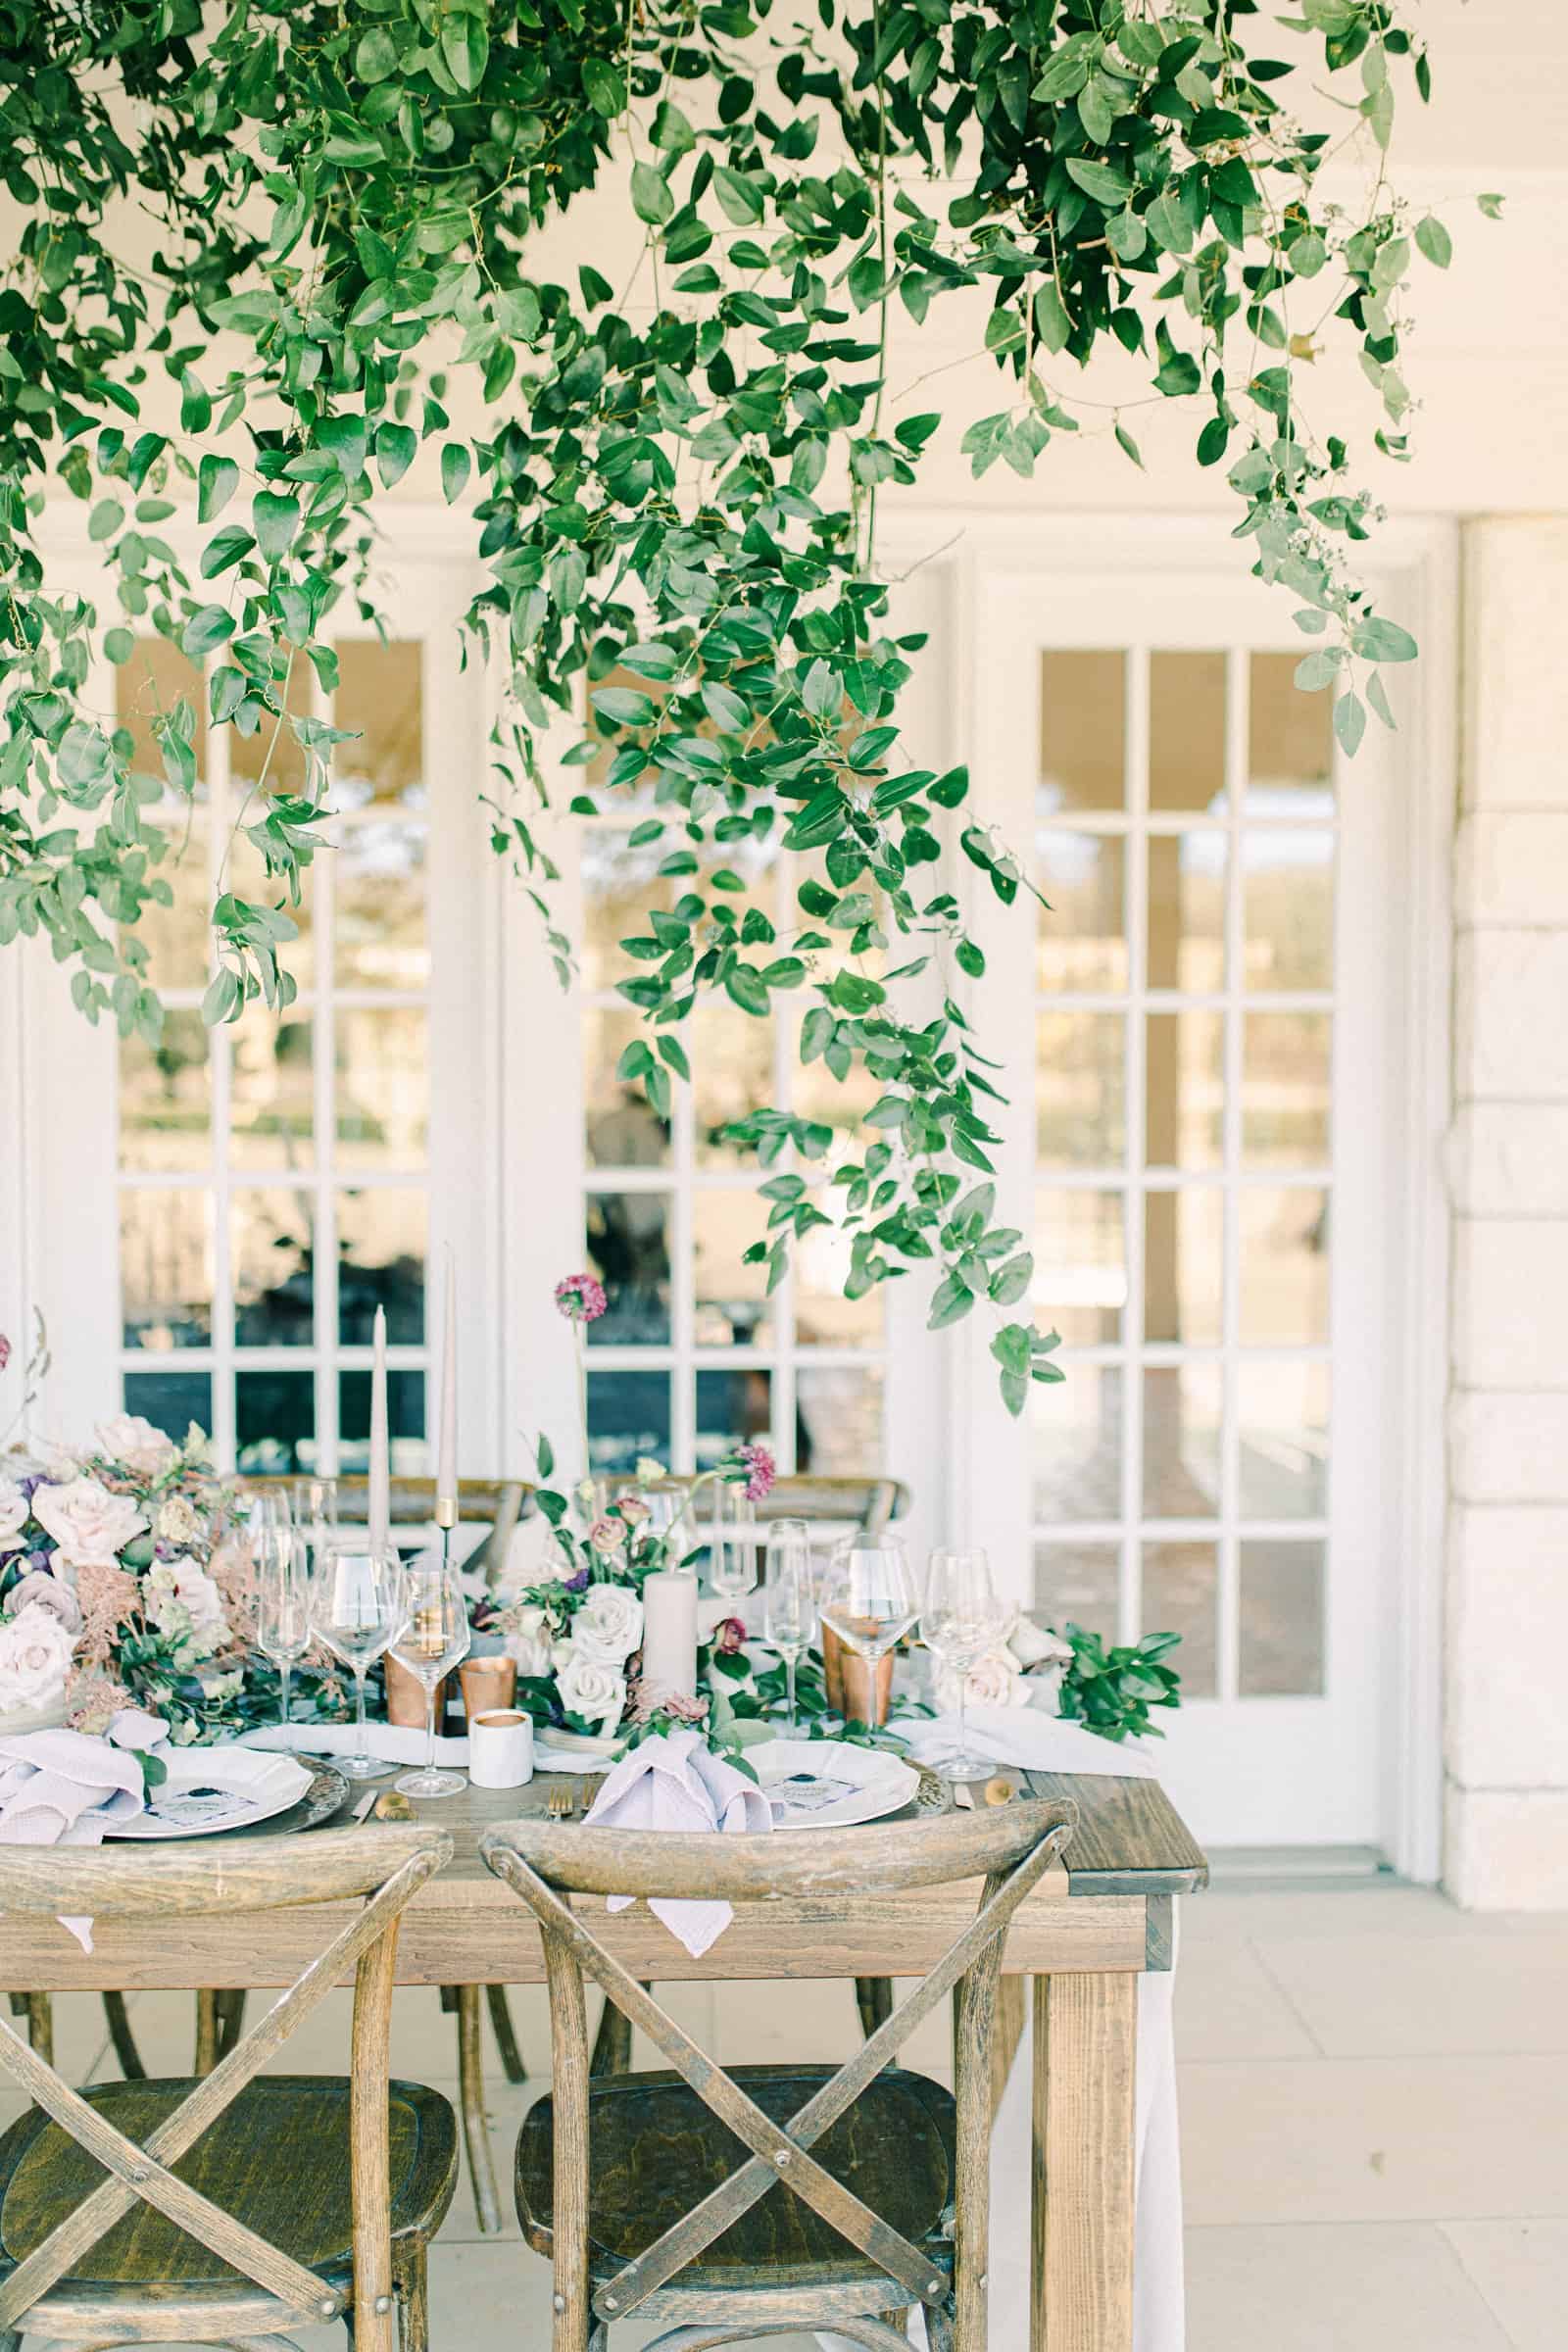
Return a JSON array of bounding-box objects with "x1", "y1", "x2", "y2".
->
[
  {"x1": 554, "y1": 1273, "x2": 608, "y2": 1324},
  {"x1": 0, "y1": 1333, "x2": 10, "y2": 1371},
  {"x1": 587, "y1": 1515, "x2": 626, "y2": 1558},
  {"x1": 713, "y1": 1616, "x2": 747, "y2": 1655},
  {"x1": 614, "y1": 1494, "x2": 650, "y2": 1528},
  {"x1": 738, "y1": 1442, "x2": 776, "y2": 1503}
]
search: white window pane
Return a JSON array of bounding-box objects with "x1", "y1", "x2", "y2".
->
[
  {"x1": 1147, "y1": 832, "x2": 1227, "y2": 992},
  {"x1": 1144, "y1": 1188, "x2": 1222, "y2": 1347},
  {"x1": 1150, "y1": 651, "x2": 1226, "y2": 814},
  {"x1": 336, "y1": 1008, "x2": 428, "y2": 1170},
  {"x1": 1035, "y1": 1189, "x2": 1126, "y2": 1347},
  {"x1": 1145, "y1": 1010, "x2": 1222, "y2": 1170},
  {"x1": 233, "y1": 1190, "x2": 314, "y2": 1348},
  {"x1": 121, "y1": 1190, "x2": 212, "y2": 1349},
  {"x1": 796, "y1": 1366, "x2": 882, "y2": 1478},
  {"x1": 230, "y1": 1009, "x2": 314, "y2": 1172},
  {"x1": 585, "y1": 1008, "x2": 671, "y2": 1170},
  {"x1": 1142, "y1": 1540, "x2": 1217, "y2": 1696},
  {"x1": 340, "y1": 1368, "x2": 425, "y2": 1480},
  {"x1": 1034, "y1": 1541, "x2": 1119, "y2": 1646},
  {"x1": 1035, "y1": 831, "x2": 1127, "y2": 992},
  {"x1": 1038, "y1": 1011, "x2": 1124, "y2": 1170},
  {"x1": 1032, "y1": 1366, "x2": 1120, "y2": 1522},
  {"x1": 338, "y1": 1190, "x2": 426, "y2": 1344},
  {"x1": 588, "y1": 1370, "x2": 672, "y2": 1478},
  {"x1": 1243, "y1": 1012, "x2": 1332, "y2": 1167},
  {"x1": 123, "y1": 1368, "x2": 212, "y2": 1443},
  {"x1": 1239, "y1": 1187, "x2": 1328, "y2": 1346},
  {"x1": 1238, "y1": 1362, "x2": 1330, "y2": 1520},
  {"x1": 1143, "y1": 1365, "x2": 1221, "y2": 1519},
  {"x1": 586, "y1": 1192, "x2": 670, "y2": 1345},
  {"x1": 1243, "y1": 830, "x2": 1335, "y2": 992},
  {"x1": 1039, "y1": 651, "x2": 1124, "y2": 814},
  {"x1": 236, "y1": 1370, "x2": 318, "y2": 1478},
  {"x1": 1240, "y1": 1540, "x2": 1326, "y2": 1695},
  {"x1": 121, "y1": 1014, "x2": 211, "y2": 1175},
  {"x1": 1248, "y1": 653, "x2": 1334, "y2": 816},
  {"x1": 694, "y1": 1196, "x2": 775, "y2": 1347}
]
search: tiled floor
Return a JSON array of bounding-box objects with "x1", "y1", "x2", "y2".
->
[{"x1": 13, "y1": 1881, "x2": 1568, "y2": 2348}]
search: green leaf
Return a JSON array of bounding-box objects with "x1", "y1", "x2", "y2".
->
[
  {"x1": 1414, "y1": 214, "x2": 1451, "y2": 269},
  {"x1": 592, "y1": 685, "x2": 658, "y2": 727},
  {"x1": 440, "y1": 11, "x2": 489, "y2": 92},
  {"x1": 356, "y1": 25, "x2": 400, "y2": 81},
  {"x1": 1064, "y1": 158, "x2": 1132, "y2": 207},
  {"x1": 1153, "y1": 320, "x2": 1200, "y2": 398},
  {"x1": 197, "y1": 456, "x2": 238, "y2": 524},
  {"x1": 88, "y1": 499, "x2": 123, "y2": 543},
  {"x1": 375, "y1": 422, "x2": 417, "y2": 488},
  {"x1": 927, "y1": 1274, "x2": 975, "y2": 1331},
  {"x1": 181, "y1": 605, "x2": 235, "y2": 659},
  {"x1": 441, "y1": 443, "x2": 471, "y2": 503},
  {"x1": 252, "y1": 490, "x2": 299, "y2": 563},
  {"x1": 1333, "y1": 690, "x2": 1366, "y2": 758},
  {"x1": 582, "y1": 56, "x2": 623, "y2": 115},
  {"x1": 1350, "y1": 614, "x2": 1419, "y2": 663},
  {"x1": 1032, "y1": 280, "x2": 1072, "y2": 356},
  {"x1": 631, "y1": 160, "x2": 674, "y2": 226}
]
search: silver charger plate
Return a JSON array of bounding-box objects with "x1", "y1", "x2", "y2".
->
[{"x1": 115, "y1": 1759, "x2": 352, "y2": 1843}]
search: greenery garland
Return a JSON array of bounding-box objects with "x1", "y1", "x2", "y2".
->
[{"x1": 0, "y1": 0, "x2": 1468, "y2": 1404}]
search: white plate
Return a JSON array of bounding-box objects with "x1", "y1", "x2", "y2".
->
[
  {"x1": 750, "y1": 1739, "x2": 919, "y2": 1829},
  {"x1": 106, "y1": 1750, "x2": 313, "y2": 1839}
]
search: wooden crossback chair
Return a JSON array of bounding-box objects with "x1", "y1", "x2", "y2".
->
[
  {"x1": 479, "y1": 1798, "x2": 1073, "y2": 2352},
  {"x1": 0, "y1": 1826, "x2": 457, "y2": 2352}
]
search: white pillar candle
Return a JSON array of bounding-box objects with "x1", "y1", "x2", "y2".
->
[
  {"x1": 640, "y1": 1570, "x2": 699, "y2": 1702},
  {"x1": 436, "y1": 1245, "x2": 458, "y2": 1517},
  {"x1": 368, "y1": 1304, "x2": 390, "y2": 1557}
]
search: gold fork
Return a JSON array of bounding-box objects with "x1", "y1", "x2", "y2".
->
[{"x1": 546, "y1": 1781, "x2": 575, "y2": 1821}]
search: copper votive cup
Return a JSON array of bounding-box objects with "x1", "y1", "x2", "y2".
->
[
  {"x1": 821, "y1": 1623, "x2": 894, "y2": 1726},
  {"x1": 460, "y1": 1653, "x2": 517, "y2": 1723},
  {"x1": 384, "y1": 1653, "x2": 451, "y2": 1729}
]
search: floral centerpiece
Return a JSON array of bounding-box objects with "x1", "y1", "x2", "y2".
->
[
  {"x1": 481, "y1": 1272, "x2": 776, "y2": 1746},
  {"x1": 0, "y1": 1411, "x2": 256, "y2": 1742}
]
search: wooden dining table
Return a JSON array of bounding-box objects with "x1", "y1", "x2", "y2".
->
[{"x1": 0, "y1": 1764, "x2": 1206, "y2": 2352}]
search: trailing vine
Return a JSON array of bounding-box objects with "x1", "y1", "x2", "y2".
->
[{"x1": 0, "y1": 0, "x2": 1471, "y2": 1406}]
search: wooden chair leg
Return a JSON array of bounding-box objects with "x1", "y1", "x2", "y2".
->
[
  {"x1": 457, "y1": 1984, "x2": 504, "y2": 2234},
  {"x1": 23, "y1": 1992, "x2": 52, "y2": 2066},
  {"x1": 486, "y1": 1983, "x2": 527, "y2": 2082},
  {"x1": 589, "y1": 1986, "x2": 638, "y2": 2077},
  {"x1": 102, "y1": 1989, "x2": 147, "y2": 2080},
  {"x1": 394, "y1": 2240, "x2": 430, "y2": 2352},
  {"x1": 194, "y1": 1987, "x2": 220, "y2": 2076},
  {"x1": 856, "y1": 1975, "x2": 894, "y2": 2040},
  {"x1": 216, "y1": 1985, "x2": 248, "y2": 2060}
]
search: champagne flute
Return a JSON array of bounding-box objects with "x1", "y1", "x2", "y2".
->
[
  {"x1": 819, "y1": 1532, "x2": 918, "y2": 1670},
  {"x1": 920, "y1": 1545, "x2": 1012, "y2": 1779},
  {"x1": 391, "y1": 1555, "x2": 470, "y2": 1798},
  {"x1": 709, "y1": 1481, "x2": 758, "y2": 1600},
  {"x1": 255, "y1": 1526, "x2": 310, "y2": 1730},
  {"x1": 313, "y1": 1543, "x2": 401, "y2": 1782},
  {"x1": 294, "y1": 1475, "x2": 338, "y2": 1556},
  {"x1": 763, "y1": 1518, "x2": 817, "y2": 1734}
]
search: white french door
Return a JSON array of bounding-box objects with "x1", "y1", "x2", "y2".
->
[{"x1": 962, "y1": 558, "x2": 1421, "y2": 1849}]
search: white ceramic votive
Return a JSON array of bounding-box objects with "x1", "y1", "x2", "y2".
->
[{"x1": 467, "y1": 1708, "x2": 535, "y2": 1789}]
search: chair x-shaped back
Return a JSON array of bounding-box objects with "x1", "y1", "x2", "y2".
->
[
  {"x1": 0, "y1": 1824, "x2": 449, "y2": 2352},
  {"x1": 481, "y1": 1798, "x2": 1074, "y2": 2346}
]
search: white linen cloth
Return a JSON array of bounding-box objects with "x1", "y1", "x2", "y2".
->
[
  {"x1": 242, "y1": 1720, "x2": 589, "y2": 1772},
  {"x1": 581, "y1": 1727, "x2": 772, "y2": 1957},
  {"x1": 0, "y1": 1708, "x2": 168, "y2": 1950},
  {"x1": 819, "y1": 1706, "x2": 1185, "y2": 2352}
]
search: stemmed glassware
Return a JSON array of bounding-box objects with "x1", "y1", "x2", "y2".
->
[
  {"x1": 294, "y1": 1476, "x2": 338, "y2": 1555},
  {"x1": 312, "y1": 1543, "x2": 402, "y2": 1783},
  {"x1": 819, "y1": 1531, "x2": 919, "y2": 1678},
  {"x1": 390, "y1": 1555, "x2": 470, "y2": 1799},
  {"x1": 762, "y1": 1518, "x2": 817, "y2": 1734},
  {"x1": 709, "y1": 1482, "x2": 758, "y2": 1601},
  {"x1": 254, "y1": 1525, "x2": 310, "y2": 1729},
  {"x1": 919, "y1": 1545, "x2": 1012, "y2": 1779}
]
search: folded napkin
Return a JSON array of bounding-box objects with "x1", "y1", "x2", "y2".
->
[
  {"x1": 893, "y1": 1701, "x2": 1183, "y2": 2352},
  {"x1": 582, "y1": 1728, "x2": 772, "y2": 1958},
  {"x1": 0, "y1": 1708, "x2": 168, "y2": 1951}
]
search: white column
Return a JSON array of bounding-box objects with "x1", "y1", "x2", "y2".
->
[{"x1": 1446, "y1": 516, "x2": 1568, "y2": 1907}]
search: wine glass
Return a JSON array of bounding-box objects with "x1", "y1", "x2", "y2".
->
[
  {"x1": 920, "y1": 1546, "x2": 1012, "y2": 1779},
  {"x1": 762, "y1": 1518, "x2": 817, "y2": 1733},
  {"x1": 255, "y1": 1526, "x2": 310, "y2": 1729},
  {"x1": 819, "y1": 1532, "x2": 918, "y2": 1670},
  {"x1": 243, "y1": 1484, "x2": 292, "y2": 1545},
  {"x1": 294, "y1": 1475, "x2": 338, "y2": 1554},
  {"x1": 709, "y1": 1481, "x2": 758, "y2": 1600},
  {"x1": 313, "y1": 1543, "x2": 402, "y2": 1783},
  {"x1": 390, "y1": 1555, "x2": 470, "y2": 1798}
]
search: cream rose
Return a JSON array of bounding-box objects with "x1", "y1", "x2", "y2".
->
[
  {"x1": 157, "y1": 1494, "x2": 201, "y2": 1545},
  {"x1": 0, "y1": 1600, "x2": 76, "y2": 1715},
  {"x1": 31, "y1": 1476, "x2": 148, "y2": 1568},
  {"x1": 1007, "y1": 1617, "x2": 1072, "y2": 1711},
  {"x1": 146, "y1": 1554, "x2": 229, "y2": 1661},
  {"x1": 932, "y1": 1648, "x2": 1033, "y2": 1715},
  {"x1": 504, "y1": 1604, "x2": 554, "y2": 1679},
  {"x1": 569, "y1": 1584, "x2": 644, "y2": 1667},
  {"x1": 0, "y1": 1478, "x2": 29, "y2": 1554},
  {"x1": 555, "y1": 1652, "x2": 627, "y2": 1730},
  {"x1": 95, "y1": 1414, "x2": 178, "y2": 1478}
]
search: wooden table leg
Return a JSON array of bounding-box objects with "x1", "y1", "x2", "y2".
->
[
  {"x1": 991, "y1": 1975, "x2": 1027, "y2": 2122},
  {"x1": 1031, "y1": 1972, "x2": 1137, "y2": 2352},
  {"x1": 457, "y1": 1984, "x2": 504, "y2": 2234}
]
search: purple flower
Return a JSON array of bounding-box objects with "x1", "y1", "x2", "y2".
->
[
  {"x1": 562, "y1": 1564, "x2": 591, "y2": 1594},
  {"x1": 737, "y1": 1442, "x2": 776, "y2": 1503},
  {"x1": 554, "y1": 1272, "x2": 608, "y2": 1324}
]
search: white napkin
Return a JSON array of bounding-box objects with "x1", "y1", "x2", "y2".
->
[
  {"x1": 583, "y1": 1728, "x2": 772, "y2": 1957},
  {"x1": 889, "y1": 1703, "x2": 1185, "y2": 2352},
  {"x1": 0, "y1": 1709, "x2": 168, "y2": 1951}
]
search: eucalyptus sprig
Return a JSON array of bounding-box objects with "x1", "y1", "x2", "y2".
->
[{"x1": 0, "y1": 0, "x2": 1469, "y2": 1404}]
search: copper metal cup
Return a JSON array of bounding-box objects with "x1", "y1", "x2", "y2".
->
[
  {"x1": 821, "y1": 1623, "x2": 894, "y2": 1727},
  {"x1": 384, "y1": 1653, "x2": 451, "y2": 1728},
  {"x1": 460, "y1": 1653, "x2": 517, "y2": 1724}
]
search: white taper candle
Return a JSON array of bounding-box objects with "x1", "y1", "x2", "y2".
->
[
  {"x1": 368, "y1": 1304, "x2": 390, "y2": 1557},
  {"x1": 437, "y1": 1245, "x2": 458, "y2": 1517}
]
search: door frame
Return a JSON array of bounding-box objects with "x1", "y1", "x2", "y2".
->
[{"x1": 871, "y1": 508, "x2": 1455, "y2": 1879}]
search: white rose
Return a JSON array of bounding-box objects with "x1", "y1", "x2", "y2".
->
[
  {"x1": 95, "y1": 1414, "x2": 177, "y2": 1479},
  {"x1": 31, "y1": 1477, "x2": 148, "y2": 1568},
  {"x1": 933, "y1": 1648, "x2": 1033, "y2": 1714},
  {"x1": 146, "y1": 1555, "x2": 229, "y2": 1662},
  {"x1": 569, "y1": 1584, "x2": 645, "y2": 1667},
  {"x1": 1008, "y1": 1617, "x2": 1073, "y2": 1673},
  {"x1": 4, "y1": 1570, "x2": 82, "y2": 1635},
  {"x1": 504, "y1": 1605, "x2": 554, "y2": 1679},
  {"x1": 555, "y1": 1652, "x2": 627, "y2": 1731},
  {"x1": 0, "y1": 1478, "x2": 29, "y2": 1554},
  {"x1": 157, "y1": 1494, "x2": 201, "y2": 1545},
  {"x1": 0, "y1": 1600, "x2": 75, "y2": 1715}
]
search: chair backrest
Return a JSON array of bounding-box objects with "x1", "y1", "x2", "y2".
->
[
  {"x1": 248, "y1": 1473, "x2": 535, "y2": 1584},
  {"x1": 651, "y1": 1472, "x2": 910, "y2": 1534},
  {"x1": 0, "y1": 1825, "x2": 450, "y2": 2349},
  {"x1": 479, "y1": 1800, "x2": 1072, "y2": 2343}
]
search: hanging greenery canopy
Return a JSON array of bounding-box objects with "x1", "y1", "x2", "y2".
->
[{"x1": 0, "y1": 0, "x2": 1463, "y2": 1405}]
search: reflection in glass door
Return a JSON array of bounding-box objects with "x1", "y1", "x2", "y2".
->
[
  {"x1": 970, "y1": 564, "x2": 1397, "y2": 1847},
  {"x1": 114, "y1": 637, "x2": 435, "y2": 1476}
]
